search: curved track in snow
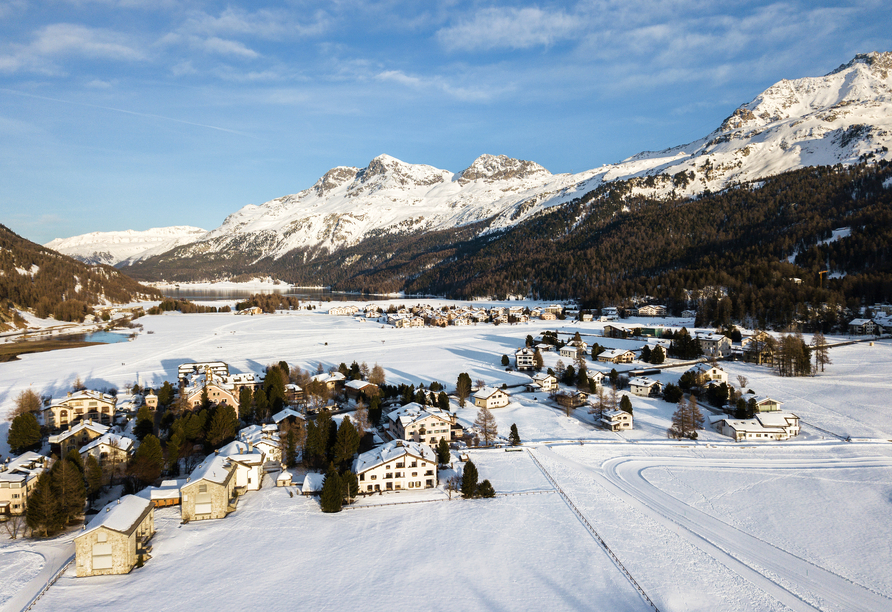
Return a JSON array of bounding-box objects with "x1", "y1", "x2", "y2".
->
[{"x1": 535, "y1": 447, "x2": 892, "y2": 612}]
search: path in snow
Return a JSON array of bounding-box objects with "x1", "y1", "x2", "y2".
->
[{"x1": 534, "y1": 446, "x2": 892, "y2": 612}]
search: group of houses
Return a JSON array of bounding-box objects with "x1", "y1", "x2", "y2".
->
[{"x1": 330, "y1": 303, "x2": 568, "y2": 328}]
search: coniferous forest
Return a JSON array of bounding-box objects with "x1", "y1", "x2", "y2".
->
[{"x1": 125, "y1": 162, "x2": 892, "y2": 331}]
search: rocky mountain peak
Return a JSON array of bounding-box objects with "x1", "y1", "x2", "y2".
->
[
  {"x1": 351, "y1": 154, "x2": 450, "y2": 191},
  {"x1": 830, "y1": 51, "x2": 892, "y2": 78},
  {"x1": 457, "y1": 154, "x2": 550, "y2": 184},
  {"x1": 313, "y1": 166, "x2": 359, "y2": 197}
]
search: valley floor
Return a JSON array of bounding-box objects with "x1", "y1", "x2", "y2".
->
[{"x1": 2, "y1": 302, "x2": 891, "y2": 611}]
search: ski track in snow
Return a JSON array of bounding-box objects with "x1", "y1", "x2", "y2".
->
[{"x1": 534, "y1": 446, "x2": 892, "y2": 612}]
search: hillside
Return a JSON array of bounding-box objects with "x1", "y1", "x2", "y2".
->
[
  {"x1": 44, "y1": 226, "x2": 206, "y2": 267},
  {"x1": 78, "y1": 52, "x2": 892, "y2": 275},
  {"x1": 0, "y1": 224, "x2": 161, "y2": 329}
]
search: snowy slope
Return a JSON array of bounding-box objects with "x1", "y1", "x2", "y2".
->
[
  {"x1": 47, "y1": 52, "x2": 892, "y2": 267},
  {"x1": 44, "y1": 226, "x2": 206, "y2": 267}
]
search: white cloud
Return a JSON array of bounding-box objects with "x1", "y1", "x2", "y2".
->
[
  {"x1": 182, "y1": 7, "x2": 330, "y2": 39},
  {"x1": 437, "y1": 7, "x2": 583, "y2": 51},
  {"x1": 0, "y1": 23, "x2": 145, "y2": 74},
  {"x1": 201, "y1": 37, "x2": 260, "y2": 59}
]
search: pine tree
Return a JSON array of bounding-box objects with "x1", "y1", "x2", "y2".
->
[
  {"x1": 477, "y1": 479, "x2": 496, "y2": 498},
  {"x1": 509, "y1": 423, "x2": 521, "y2": 446},
  {"x1": 474, "y1": 407, "x2": 498, "y2": 445},
  {"x1": 333, "y1": 417, "x2": 360, "y2": 468},
  {"x1": 320, "y1": 467, "x2": 343, "y2": 513},
  {"x1": 620, "y1": 395, "x2": 633, "y2": 415},
  {"x1": 238, "y1": 387, "x2": 253, "y2": 421},
  {"x1": 533, "y1": 348, "x2": 544, "y2": 371},
  {"x1": 812, "y1": 332, "x2": 831, "y2": 372},
  {"x1": 437, "y1": 391, "x2": 450, "y2": 412},
  {"x1": 436, "y1": 438, "x2": 451, "y2": 464},
  {"x1": 651, "y1": 346, "x2": 665, "y2": 365},
  {"x1": 208, "y1": 404, "x2": 238, "y2": 447},
  {"x1": 461, "y1": 460, "x2": 478, "y2": 498},
  {"x1": 26, "y1": 473, "x2": 63, "y2": 537},
  {"x1": 51, "y1": 458, "x2": 86, "y2": 524},
  {"x1": 85, "y1": 454, "x2": 103, "y2": 499},
  {"x1": 501, "y1": 354, "x2": 510, "y2": 367},
  {"x1": 253, "y1": 386, "x2": 270, "y2": 422},
  {"x1": 455, "y1": 373, "x2": 472, "y2": 408},
  {"x1": 8, "y1": 412, "x2": 41, "y2": 453},
  {"x1": 263, "y1": 365, "x2": 286, "y2": 413},
  {"x1": 65, "y1": 448, "x2": 84, "y2": 474},
  {"x1": 281, "y1": 427, "x2": 298, "y2": 468},
  {"x1": 130, "y1": 434, "x2": 163, "y2": 487}
]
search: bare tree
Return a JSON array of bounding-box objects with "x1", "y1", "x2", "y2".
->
[
  {"x1": 353, "y1": 399, "x2": 369, "y2": 434},
  {"x1": 72, "y1": 376, "x2": 85, "y2": 392},
  {"x1": 736, "y1": 374, "x2": 748, "y2": 391},
  {"x1": 369, "y1": 363, "x2": 386, "y2": 386},
  {"x1": 588, "y1": 385, "x2": 608, "y2": 420},
  {"x1": 360, "y1": 361, "x2": 370, "y2": 380},
  {"x1": 608, "y1": 383, "x2": 619, "y2": 412},
  {"x1": 812, "y1": 332, "x2": 832, "y2": 373},
  {"x1": 12, "y1": 389, "x2": 41, "y2": 419},
  {"x1": 446, "y1": 475, "x2": 461, "y2": 500},
  {"x1": 475, "y1": 379, "x2": 485, "y2": 391},
  {"x1": 474, "y1": 407, "x2": 498, "y2": 445},
  {"x1": 3, "y1": 513, "x2": 26, "y2": 539}
]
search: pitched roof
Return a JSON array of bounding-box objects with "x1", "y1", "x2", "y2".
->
[
  {"x1": 79, "y1": 433, "x2": 134, "y2": 455},
  {"x1": 186, "y1": 454, "x2": 234, "y2": 486},
  {"x1": 353, "y1": 440, "x2": 435, "y2": 474},
  {"x1": 80, "y1": 495, "x2": 152, "y2": 538},
  {"x1": 473, "y1": 386, "x2": 507, "y2": 400},
  {"x1": 272, "y1": 408, "x2": 306, "y2": 423},
  {"x1": 386, "y1": 402, "x2": 452, "y2": 427},
  {"x1": 48, "y1": 420, "x2": 109, "y2": 444}
]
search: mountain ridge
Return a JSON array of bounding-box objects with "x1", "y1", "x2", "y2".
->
[{"x1": 49, "y1": 51, "x2": 892, "y2": 275}]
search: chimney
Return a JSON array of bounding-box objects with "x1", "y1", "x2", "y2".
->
[
  {"x1": 214, "y1": 449, "x2": 219, "y2": 455},
  {"x1": 247, "y1": 442, "x2": 253, "y2": 453},
  {"x1": 67, "y1": 392, "x2": 72, "y2": 397},
  {"x1": 106, "y1": 507, "x2": 110, "y2": 512},
  {"x1": 117, "y1": 498, "x2": 120, "y2": 504}
]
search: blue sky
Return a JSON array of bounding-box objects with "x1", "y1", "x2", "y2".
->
[{"x1": 2, "y1": 1, "x2": 889, "y2": 245}]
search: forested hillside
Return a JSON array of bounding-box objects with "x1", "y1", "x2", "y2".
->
[
  {"x1": 127, "y1": 161, "x2": 892, "y2": 331},
  {"x1": 0, "y1": 224, "x2": 161, "y2": 328}
]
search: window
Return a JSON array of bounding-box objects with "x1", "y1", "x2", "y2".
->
[
  {"x1": 385, "y1": 473, "x2": 392, "y2": 479},
  {"x1": 411, "y1": 472, "x2": 417, "y2": 477},
  {"x1": 199, "y1": 484, "x2": 208, "y2": 493},
  {"x1": 410, "y1": 461, "x2": 417, "y2": 467},
  {"x1": 416, "y1": 481, "x2": 421, "y2": 488},
  {"x1": 396, "y1": 462, "x2": 404, "y2": 468},
  {"x1": 425, "y1": 470, "x2": 433, "y2": 476},
  {"x1": 386, "y1": 482, "x2": 393, "y2": 490},
  {"x1": 367, "y1": 485, "x2": 373, "y2": 492},
  {"x1": 370, "y1": 475, "x2": 377, "y2": 480}
]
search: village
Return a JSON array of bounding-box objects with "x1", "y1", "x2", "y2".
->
[{"x1": 1, "y1": 299, "x2": 891, "y2": 612}]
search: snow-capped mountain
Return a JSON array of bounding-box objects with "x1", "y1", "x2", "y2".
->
[
  {"x1": 51, "y1": 52, "x2": 892, "y2": 270},
  {"x1": 45, "y1": 226, "x2": 207, "y2": 267}
]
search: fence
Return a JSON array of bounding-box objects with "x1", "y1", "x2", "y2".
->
[
  {"x1": 22, "y1": 553, "x2": 75, "y2": 612},
  {"x1": 527, "y1": 449, "x2": 660, "y2": 611}
]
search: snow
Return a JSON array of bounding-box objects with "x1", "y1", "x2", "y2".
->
[
  {"x1": 2, "y1": 308, "x2": 892, "y2": 610},
  {"x1": 44, "y1": 226, "x2": 206, "y2": 267},
  {"x1": 83, "y1": 495, "x2": 151, "y2": 536}
]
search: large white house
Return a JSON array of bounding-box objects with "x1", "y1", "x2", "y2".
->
[
  {"x1": 44, "y1": 390, "x2": 117, "y2": 429},
  {"x1": 686, "y1": 363, "x2": 728, "y2": 385},
  {"x1": 386, "y1": 403, "x2": 455, "y2": 448},
  {"x1": 629, "y1": 377, "x2": 663, "y2": 397},
  {"x1": 601, "y1": 409, "x2": 633, "y2": 431},
  {"x1": 514, "y1": 347, "x2": 536, "y2": 371},
  {"x1": 353, "y1": 440, "x2": 438, "y2": 494},
  {"x1": 695, "y1": 333, "x2": 732, "y2": 358},
  {"x1": 713, "y1": 412, "x2": 800, "y2": 441},
  {"x1": 0, "y1": 452, "x2": 49, "y2": 518}
]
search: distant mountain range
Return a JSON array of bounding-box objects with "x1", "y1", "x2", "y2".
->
[{"x1": 48, "y1": 52, "x2": 892, "y2": 287}]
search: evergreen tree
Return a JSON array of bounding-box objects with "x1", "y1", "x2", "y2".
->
[
  {"x1": 320, "y1": 467, "x2": 343, "y2": 513},
  {"x1": 620, "y1": 395, "x2": 633, "y2": 414},
  {"x1": 640, "y1": 345, "x2": 652, "y2": 363},
  {"x1": 263, "y1": 365, "x2": 287, "y2": 413},
  {"x1": 282, "y1": 428, "x2": 298, "y2": 469},
  {"x1": 461, "y1": 460, "x2": 478, "y2": 498},
  {"x1": 65, "y1": 448, "x2": 84, "y2": 474},
  {"x1": 509, "y1": 423, "x2": 521, "y2": 446},
  {"x1": 157, "y1": 381, "x2": 175, "y2": 406},
  {"x1": 208, "y1": 404, "x2": 238, "y2": 447},
  {"x1": 333, "y1": 417, "x2": 360, "y2": 468},
  {"x1": 437, "y1": 391, "x2": 450, "y2": 412},
  {"x1": 134, "y1": 405, "x2": 154, "y2": 441},
  {"x1": 238, "y1": 387, "x2": 253, "y2": 421},
  {"x1": 130, "y1": 434, "x2": 163, "y2": 487},
  {"x1": 501, "y1": 354, "x2": 510, "y2": 367},
  {"x1": 651, "y1": 346, "x2": 665, "y2": 365},
  {"x1": 368, "y1": 395, "x2": 383, "y2": 426},
  {"x1": 533, "y1": 348, "x2": 544, "y2": 370},
  {"x1": 477, "y1": 479, "x2": 496, "y2": 498},
  {"x1": 166, "y1": 430, "x2": 184, "y2": 473},
  {"x1": 812, "y1": 331, "x2": 831, "y2": 372},
  {"x1": 253, "y1": 386, "x2": 270, "y2": 422},
  {"x1": 455, "y1": 373, "x2": 472, "y2": 408},
  {"x1": 52, "y1": 458, "x2": 86, "y2": 524},
  {"x1": 8, "y1": 412, "x2": 41, "y2": 453},
  {"x1": 26, "y1": 473, "x2": 63, "y2": 537},
  {"x1": 436, "y1": 438, "x2": 451, "y2": 464},
  {"x1": 662, "y1": 383, "x2": 683, "y2": 404},
  {"x1": 85, "y1": 454, "x2": 103, "y2": 499}
]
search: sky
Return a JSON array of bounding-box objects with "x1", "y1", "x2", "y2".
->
[{"x1": 1, "y1": 1, "x2": 889, "y2": 245}]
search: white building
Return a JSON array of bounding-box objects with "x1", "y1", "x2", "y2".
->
[
  {"x1": 629, "y1": 377, "x2": 662, "y2": 397},
  {"x1": 0, "y1": 452, "x2": 49, "y2": 518},
  {"x1": 686, "y1": 363, "x2": 728, "y2": 385},
  {"x1": 714, "y1": 412, "x2": 800, "y2": 441},
  {"x1": 514, "y1": 347, "x2": 536, "y2": 371},
  {"x1": 695, "y1": 333, "x2": 732, "y2": 358},
  {"x1": 601, "y1": 409, "x2": 633, "y2": 431},
  {"x1": 386, "y1": 403, "x2": 455, "y2": 448},
  {"x1": 473, "y1": 387, "x2": 510, "y2": 409},
  {"x1": 353, "y1": 440, "x2": 438, "y2": 494}
]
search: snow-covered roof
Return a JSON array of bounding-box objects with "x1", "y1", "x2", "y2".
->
[
  {"x1": 628, "y1": 377, "x2": 659, "y2": 388},
  {"x1": 752, "y1": 396, "x2": 783, "y2": 406},
  {"x1": 353, "y1": 440, "x2": 436, "y2": 474},
  {"x1": 48, "y1": 420, "x2": 109, "y2": 444},
  {"x1": 52, "y1": 389, "x2": 117, "y2": 406},
  {"x1": 0, "y1": 452, "x2": 48, "y2": 483},
  {"x1": 473, "y1": 386, "x2": 507, "y2": 400},
  {"x1": 598, "y1": 348, "x2": 633, "y2": 359},
  {"x1": 301, "y1": 472, "x2": 325, "y2": 493},
  {"x1": 755, "y1": 412, "x2": 797, "y2": 427},
  {"x1": 848, "y1": 318, "x2": 873, "y2": 325},
  {"x1": 80, "y1": 432, "x2": 134, "y2": 455},
  {"x1": 272, "y1": 408, "x2": 306, "y2": 423},
  {"x1": 186, "y1": 454, "x2": 234, "y2": 486},
  {"x1": 532, "y1": 372, "x2": 556, "y2": 382},
  {"x1": 136, "y1": 479, "x2": 185, "y2": 501},
  {"x1": 81, "y1": 495, "x2": 152, "y2": 537},
  {"x1": 229, "y1": 453, "x2": 264, "y2": 466},
  {"x1": 688, "y1": 363, "x2": 724, "y2": 374},
  {"x1": 345, "y1": 379, "x2": 377, "y2": 390},
  {"x1": 386, "y1": 402, "x2": 452, "y2": 428},
  {"x1": 217, "y1": 440, "x2": 249, "y2": 456}
]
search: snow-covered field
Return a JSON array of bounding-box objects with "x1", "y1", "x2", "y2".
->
[{"x1": 2, "y1": 305, "x2": 892, "y2": 611}]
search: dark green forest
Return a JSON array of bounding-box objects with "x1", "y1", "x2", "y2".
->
[
  {"x1": 0, "y1": 224, "x2": 161, "y2": 327},
  {"x1": 127, "y1": 161, "x2": 892, "y2": 331}
]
